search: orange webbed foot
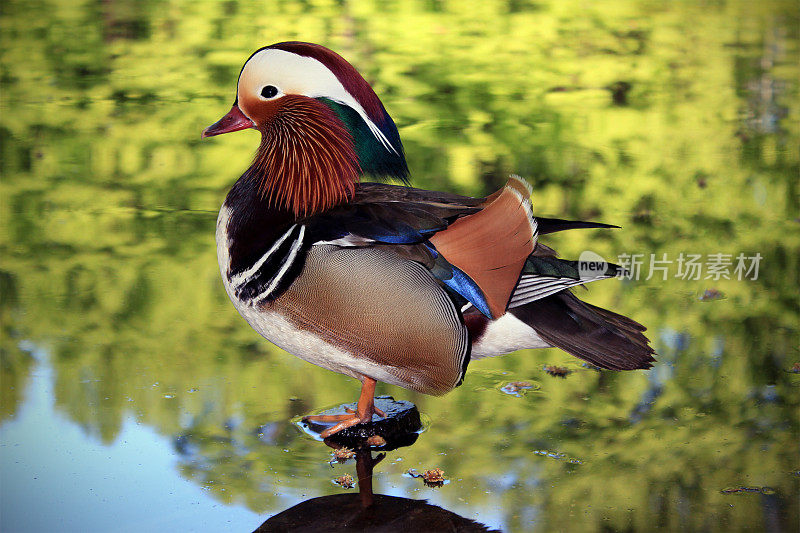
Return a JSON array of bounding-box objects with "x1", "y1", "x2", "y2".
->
[
  {"x1": 319, "y1": 412, "x2": 373, "y2": 438},
  {"x1": 346, "y1": 406, "x2": 385, "y2": 417},
  {"x1": 302, "y1": 377, "x2": 385, "y2": 438},
  {"x1": 302, "y1": 413, "x2": 358, "y2": 423}
]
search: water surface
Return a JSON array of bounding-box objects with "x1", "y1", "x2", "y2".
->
[{"x1": 1, "y1": 1, "x2": 798, "y2": 531}]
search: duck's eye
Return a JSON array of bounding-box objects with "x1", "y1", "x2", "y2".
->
[{"x1": 261, "y1": 85, "x2": 279, "y2": 99}]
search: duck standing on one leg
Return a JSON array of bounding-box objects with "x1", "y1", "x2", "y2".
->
[{"x1": 203, "y1": 42, "x2": 655, "y2": 438}]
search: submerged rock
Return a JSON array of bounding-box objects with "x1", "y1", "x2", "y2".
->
[{"x1": 301, "y1": 396, "x2": 422, "y2": 450}]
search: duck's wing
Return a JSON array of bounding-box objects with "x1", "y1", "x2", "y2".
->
[
  {"x1": 304, "y1": 179, "x2": 621, "y2": 320},
  {"x1": 304, "y1": 182, "x2": 483, "y2": 246},
  {"x1": 305, "y1": 178, "x2": 537, "y2": 319},
  {"x1": 307, "y1": 181, "x2": 616, "y2": 247}
]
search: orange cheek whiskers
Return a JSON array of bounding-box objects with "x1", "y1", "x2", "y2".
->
[{"x1": 246, "y1": 95, "x2": 359, "y2": 218}]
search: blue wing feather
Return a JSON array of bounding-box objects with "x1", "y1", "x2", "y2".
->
[{"x1": 425, "y1": 244, "x2": 493, "y2": 318}]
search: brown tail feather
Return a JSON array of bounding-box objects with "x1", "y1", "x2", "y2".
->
[{"x1": 509, "y1": 291, "x2": 655, "y2": 370}]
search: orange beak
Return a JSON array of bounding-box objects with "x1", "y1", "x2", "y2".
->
[{"x1": 202, "y1": 104, "x2": 255, "y2": 138}]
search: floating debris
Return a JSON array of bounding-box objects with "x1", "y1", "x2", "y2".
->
[
  {"x1": 366, "y1": 435, "x2": 386, "y2": 447},
  {"x1": 544, "y1": 365, "x2": 571, "y2": 378},
  {"x1": 422, "y1": 468, "x2": 445, "y2": 485},
  {"x1": 607, "y1": 80, "x2": 632, "y2": 106},
  {"x1": 406, "y1": 468, "x2": 448, "y2": 487},
  {"x1": 500, "y1": 381, "x2": 534, "y2": 396},
  {"x1": 423, "y1": 468, "x2": 446, "y2": 485},
  {"x1": 330, "y1": 447, "x2": 356, "y2": 463},
  {"x1": 721, "y1": 486, "x2": 774, "y2": 495},
  {"x1": 581, "y1": 363, "x2": 602, "y2": 372},
  {"x1": 534, "y1": 450, "x2": 565, "y2": 460},
  {"x1": 699, "y1": 288, "x2": 724, "y2": 301},
  {"x1": 533, "y1": 450, "x2": 583, "y2": 464},
  {"x1": 333, "y1": 473, "x2": 355, "y2": 489}
]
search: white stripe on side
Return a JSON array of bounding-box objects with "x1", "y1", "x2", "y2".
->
[
  {"x1": 230, "y1": 224, "x2": 298, "y2": 286},
  {"x1": 253, "y1": 224, "x2": 306, "y2": 304},
  {"x1": 312, "y1": 234, "x2": 375, "y2": 247}
]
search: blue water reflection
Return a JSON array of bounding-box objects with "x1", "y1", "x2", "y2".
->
[{"x1": 0, "y1": 345, "x2": 261, "y2": 532}]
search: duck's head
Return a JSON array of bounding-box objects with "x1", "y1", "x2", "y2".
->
[{"x1": 203, "y1": 42, "x2": 408, "y2": 216}]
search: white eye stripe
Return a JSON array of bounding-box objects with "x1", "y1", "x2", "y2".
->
[{"x1": 240, "y1": 49, "x2": 397, "y2": 154}]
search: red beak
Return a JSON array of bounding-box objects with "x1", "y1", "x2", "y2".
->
[{"x1": 202, "y1": 104, "x2": 255, "y2": 138}]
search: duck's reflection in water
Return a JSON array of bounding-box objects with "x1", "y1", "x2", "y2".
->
[
  {"x1": 254, "y1": 449, "x2": 496, "y2": 532},
  {"x1": 254, "y1": 404, "x2": 498, "y2": 532}
]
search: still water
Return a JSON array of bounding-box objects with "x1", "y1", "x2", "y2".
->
[{"x1": 1, "y1": 1, "x2": 798, "y2": 531}]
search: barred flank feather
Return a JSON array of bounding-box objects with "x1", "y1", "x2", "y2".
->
[{"x1": 247, "y1": 95, "x2": 360, "y2": 217}]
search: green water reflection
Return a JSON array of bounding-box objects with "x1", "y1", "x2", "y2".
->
[{"x1": 1, "y1": 1, "x2": 798, "y2": 531}]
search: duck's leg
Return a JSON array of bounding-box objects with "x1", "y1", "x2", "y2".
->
[{"x1": 302, "y1": 377, "x2": 386, "y2": 437}]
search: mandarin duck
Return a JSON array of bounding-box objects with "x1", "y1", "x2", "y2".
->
[{"x1": 203, "y1": 42, "x2": 654, "y2": 437}]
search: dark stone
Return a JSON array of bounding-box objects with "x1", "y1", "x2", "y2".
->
[
  {"x1": 301, "y1": 396, "x2": 422, "y2": 451},
  {"x1": 252, "y1": 493, "x2": 499, "y2": 532}
]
